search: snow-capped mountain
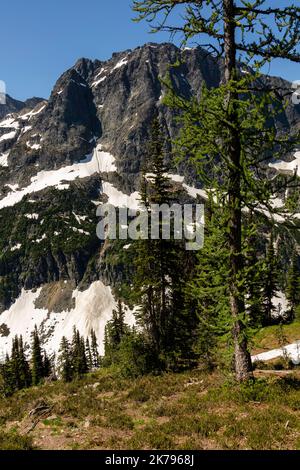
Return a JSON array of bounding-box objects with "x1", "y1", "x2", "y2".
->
[{"x1": 0, "y1": 42, "x2": 299, "y2": 357}]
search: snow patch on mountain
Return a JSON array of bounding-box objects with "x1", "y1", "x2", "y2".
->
[
  {"x1": 0, "y1": 116, "x2": 20, "y2": 129},
  {"x1": 26, "y1": 141, "x2": 41, "y2": 150},
  {"x1": 92, "y1": 76, "x2": 107, "y2": 87},
  {"x1": 0, "y1": 281, "x2": 135, "y2": 358},
  {"x1": 102, "y1": 182, "x2": 140, "y2": 210},
  {"x1": 272, "y1": 290, "x2": 289, "y2": 317},
  {"x1": 269, "y1": 150, "x2": 300, "y2": 176},
  {"x1": 0, "y1": 151, "x2": 10, "y2": 167},
  {"x1": 0, "y1": 288, "x2": 47, "y2": 360},
  {"x1": 0, "y1": 144, "x2": 117, "y2": 209},
  {"x1": 11, "y1": 243, "x2": 21, "y2": 252},
  {"x1": 0, "y1": 130, "x2": 17, "y2": 142},
  {"x1": 20, "y1": 104, "x2": 46, "y2": 121},
  {"x1": 113, "y1": 57, "x2": 128, "y2": 70},
  {"x1": 96, "y1": 145, "x2": 117, "y2": 172}
]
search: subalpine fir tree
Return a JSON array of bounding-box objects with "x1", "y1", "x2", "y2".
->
[
  {"x1": 286, "y1": 255, "x2": 300, "y2": 318},
  {"x1": 262, "y1": 234, "x2": 280, "y2": 325},
  {"x1": 71, "y1": 327, "x2": 88, "y2": 378},
  {"x1": 133, "y1": 117, "x2": 195, "y2": 368},
  {"x1": 243, "y1": 215, "x2": 265, "y2": 329},
  {"x1": 85, "y1": 338, "x2": 93, "y2": 371},
  {"x1": 90, "y1": 329, "x2": 100, "y2": 369},
  {"x1": 0, "y1": 336, "x2": 31, "y2": 396},
  {"x1": 189, "y1": 200, "x2": 230, "y2": 368},
  {"x1": 18, "y1": 336, "x2": 31, "y2": 388},
  {"x1": 11, "y1": 336, "x2": 22, "y2": 391},
  {"x1": 42, "y1": 350, "x2": 52, "y2": 379},
  {"x1": 133, "y1": 0, "x2": 300, "y2": 382},
  {"x1": 0, "y1": 354, "x2": 15, "y2": 397},
  {"x1": 58, "y1": 336, "x2": 73, "y2": 382},
  {"x1": 104, "y1": 300, "x2": 130, "y2": 364},
  {"x1": 133, "y1": 118, "x2": 172, "y2": 359},
  {"x1": 106, "y1": 301, "x2": 127, "y2": 348},
  {"x1": 31, "y1": 326, "x2": 44, "y2": 386}
]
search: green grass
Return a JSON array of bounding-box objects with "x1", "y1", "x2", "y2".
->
[
  {"x1": 0, "y1": 367, "x2": 299, "y2": 450},
  {"x1": 252, "y1": 316, "x2": 300, "y2": 353}
]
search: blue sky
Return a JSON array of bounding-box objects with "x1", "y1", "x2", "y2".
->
[{"x1": 1, "y1": 0, "x2": 299, "y2": 101}]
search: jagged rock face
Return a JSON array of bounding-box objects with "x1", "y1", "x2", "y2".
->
[{"x1": 0, "y1": 42, "x2": 299, "y2": 354}]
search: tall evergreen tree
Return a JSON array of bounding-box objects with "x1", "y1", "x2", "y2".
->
[
  {"x1": 18, "y1": 336, "x2": 31, "y2": 388},
  {"x1": 11, "y1": 336, "x2": 22, "y2": 391},
  {"x1": 0, "y1": 335, "x2": 31, "y2": 395},
  {"x1": 106, "y1": 301, "x2": 127, "y2": 348},
  {"x1": 0, "y1": 354, "x2": 15, "y2": 397},
  {"x1": 90, "y1": 329, "x2": 100, "y2": 369},
  {"x1": 71, "y1": 327, "x2": 88, "y2": 378},
  {"x1": 58, "y1": 336, "x2": 73, "y2": 382},
  {"x1": 133, "y1": 117, "x2": 197, "y2": 368},
  {"x1": 42, "y1": 350, "x2": 52, "y2": 379},
  {"x1": 85, "y1": 338, "x2": 93, "y2": 371},
  {"x1": 262, "y1": 234, "x2": 280, "y2": 325},
  {"x1": 31, "y1": 326, "x2": 44, "y2": 386},
  {"x1": 286, "y1": 255, "x2": 300, "y2": 318},
  {"x1": 104, "y1": 300, "x2": 131, "y2": 365},
  {"x1": 133, "y1": 0, "x2": 300, "y2": 381}
]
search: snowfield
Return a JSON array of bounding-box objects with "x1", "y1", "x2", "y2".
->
[
  {"x1": 0, "y1": 144, "x2": 122, "y2": 210},
  {"x1": 0, "y1": 116, "x2": 20, "y2": 129},
  {"x1": 20, "y1": 104, "x2": 46, "y2": 121},
  {"x1": 26, "y1": 141, "x2": 41, "y2": 150},
  {"x1": 0, "y1": 151, "x2": 10, "y2": 167},
  {"x1": 0, "y1": 281, "x2": 135, "y2": 359},
  {"x1": 102, "y1": 182, "x2": 140, "y2": 210},
  {"x1": 0, "y1": 130, "x2": 17, "y2": 142},
  {"x1": 113, "y1": 57, "x2": 128, "y2": 70},
  {"x1": 252, "y1": 341, "x2": 300, "y2": 365},
  {"x1": 269, "y1": 150, "x2": 300, "y2": 176},
  {"x1": 92, "y1": 76, "x2": 107, "y2": 87}
]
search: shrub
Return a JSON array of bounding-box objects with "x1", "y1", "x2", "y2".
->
[
  {"x1": 0, "y1": 430, "x2": 35, "y2": 450},
  {"x1": 127, "y1": 386, "x2": 150, "y2": 403},
  {"x1": 111, "y1": 330, "x2": 158, "y2": 378}
]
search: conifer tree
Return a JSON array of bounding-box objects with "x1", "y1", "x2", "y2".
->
[
  {"x1": 58, "y1": 336, "x2": 73, "y2": 382},
  {"x1": 189, "y1": 201, "x2": 230, "y2": 368},
  {"x1": 106, "y1": 301, "x2": 127, "y2": 348},
  {"x1": 104, "y1": 300, "x2": 131, "y2": 365},
  {"x1": 18, "y1": 336, "x2": 31, "y2": 388},
  {"x1": 71, "y1": 327, "x2": 88, "y2": 378},
  {"x1": 244, "y1": 219, "x2": 265, "y2": 329},
  {"x1": 262, "y1": 234, "x2": 280, "y2": 325},
  {"x1": 133, "y1": 0, "x2": 300, "y2": 381},
  {"x1": 90, "y1": 329, "x2": 100, "y2": 369},
  {"x1": 85, "y1": 338, "x2": 93, "y2": 371},
  {"x1": 133, "y1": 117, "x2": 196, "y2": 368},
  {"x1": 0, "y1": 354, "x2": 15, "y2": 397},
  {"x1": 42, "y1": 350, "x2": 52, "y2": 379},
  {"x1": 1, "y1": 336, "x2": 31, "y2": 395},
  {"x1": 31, "y1": 326, "x2": 44, "y2": 386},
  {"x1": 133, "y1": 118, "x2": 172, "y2": 359},
  {"x1": 286, "y1": 255, "x2": 300, "y2": 318},
  {"x1": 11, "y1": 336, "x2": 22, "y2": 391}
]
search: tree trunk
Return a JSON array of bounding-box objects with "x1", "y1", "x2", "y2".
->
[{"x1": 223, "y1": 0, "x2": 253, "y2": 381}]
